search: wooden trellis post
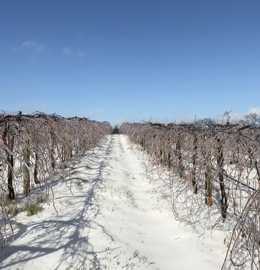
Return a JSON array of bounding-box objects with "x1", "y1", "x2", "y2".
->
[
  {"x1": 176, "y1": 133, "x2": 184, "y2": 178},
  {"x1": 50, "y1": 130, "x2": 56, "y2": 170},
  {"x1": 3, "y1": 123, "x2": 15, "y2": 200},
  {"x1": 192, "y1": 133, "x2": 198, "y2": 194},
  {"x1": 205, "y1": 149, "x2": 213, "y2": 206},
  {"x1": 217, "y1": 137, "x2": 227, "y2": 219},
  {"x1": 22, "y1": 132, "x2": 30, "y2": 195},
  {"x1": 34, "y1": 152, "x2": 39, "y2": 184},
  {"x1": 203, "y1": 133, "x2": 213, "y2": 206}
]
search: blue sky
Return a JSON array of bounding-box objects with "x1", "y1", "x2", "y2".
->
[{"x1": 0, "y1": 1, "x2": 260, "y2": 125}]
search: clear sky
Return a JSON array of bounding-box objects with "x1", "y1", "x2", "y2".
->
[{"x1": 1, "y1": 1, "x2": 260, "y2": 125}]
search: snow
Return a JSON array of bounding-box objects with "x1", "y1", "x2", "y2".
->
[{"x1": 0, "y1": 135, "x2": 227, "y2": 269}]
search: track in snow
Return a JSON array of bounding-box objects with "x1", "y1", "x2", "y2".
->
[{"x1": 0, "y1": 134, "x2": 225, "y2": 270}]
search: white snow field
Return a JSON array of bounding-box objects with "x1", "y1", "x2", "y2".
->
[{"x1": 0, "y1": 135, "x2": 227, "y2": 269}]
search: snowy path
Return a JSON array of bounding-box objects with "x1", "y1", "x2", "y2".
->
[{"x1": 0, "y1": 135, "x2": 226, "y2": 269}]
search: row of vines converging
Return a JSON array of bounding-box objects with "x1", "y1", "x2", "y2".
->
[
  {"x1": 120, "y1": 115, "x2": 260, "y2": 269},
  {"x1": 0, "y1": 112, "x2": 112, "y2": 250}
]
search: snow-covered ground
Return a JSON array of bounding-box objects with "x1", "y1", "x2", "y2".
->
[{"x1": 0, "y1": 135, "x2": 227, "y2": 269}]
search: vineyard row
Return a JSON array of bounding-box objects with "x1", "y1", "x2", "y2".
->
[
  {"x1": 119, "y1": 120, "x2": 260, "y2": 269},
  {"x1": 0, "y1": 112, "x2": 112, "y2": 249}
]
